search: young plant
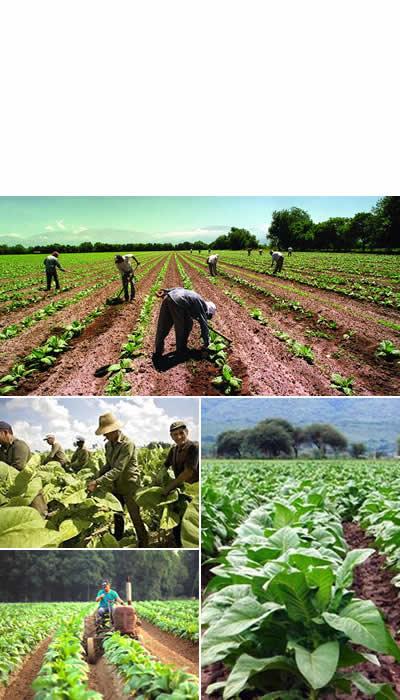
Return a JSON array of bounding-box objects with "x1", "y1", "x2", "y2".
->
[
  {"x1": 330, "y1": 373, "x2": 355, "y2": 395},
  {"x1": 375, "y1": 339, "x2": 400, "y2": 360},
  {"x1": 211, "y1": 364, "x2": 242, "y2": 395}
]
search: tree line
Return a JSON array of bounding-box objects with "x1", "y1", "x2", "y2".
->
[
  {"x1": 0, "y1": 550, "x2": 198, "y2": 602},
  {"x1": 215, "y1": 418, "x2": 371, "y2": 459},
  {"x1": 268, "y1": 196, "x2": 400, "y2": 252},
  {"x1": 0, "y1": 227, "x2": 258, "y2": 255}
]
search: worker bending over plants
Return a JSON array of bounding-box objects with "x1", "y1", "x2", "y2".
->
[
  {"x1": 114, "y1": 254, "x2": 140, "y2": 302},
  {"x1": 0, "y1": 421, "x2": 47, "y2": 517}
]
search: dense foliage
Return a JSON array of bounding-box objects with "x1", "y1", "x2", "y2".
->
[{"x1": 134, "y1": 600, "x2": 199, "y2": 641}]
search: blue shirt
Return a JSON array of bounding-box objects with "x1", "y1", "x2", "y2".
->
[{"x1": 97, "y1": 588, "x2": 119, "y2": 609}]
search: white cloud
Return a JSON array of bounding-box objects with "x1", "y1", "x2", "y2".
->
[
  {"x1": 56, "y1": 219, "x2": 65, "y2": 230},
  {"x1": 45, "y1": 225, "x2": 54, "y2": 231}
]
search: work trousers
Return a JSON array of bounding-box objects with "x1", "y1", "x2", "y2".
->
[
  {"x1": 208, "y1": 262, "x2": 217, "y2": 276},
  {"x1": 113, "y1": 492, "x2": 148, "y2": 547},
  {"x1": 155, "y1": 295, "x2": 193, "y2": 355},
  {"x1": 122, "y1": 272, "x2": 135, "y2": 301},
  {"x1": 273, "y1": 257, "x2": 284, "y2": 274},
  {"x1": 46, "y1": 270, "x2": 60, "y2": 290}
]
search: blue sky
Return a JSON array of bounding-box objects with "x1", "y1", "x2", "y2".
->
[
  {"x1": 1, "y1": 397, "x2": 199, "y2": 451},
  {"x1": 0, "y1": 196, "x2": 381, "y2": 246}
]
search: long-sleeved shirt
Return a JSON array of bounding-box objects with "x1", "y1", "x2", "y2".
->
[
  {"x1": 271, "y1": 251, "x2": 284, "y2": 264},
  {"x1": 165, "y1": 440, "x2": 199, "y2": 482},
  {"x1": 43, "y1": 442, "x2": 69, "y2": 466},
  {"x1": 207, "y1": 254, "x2": 218, "y2": 264},
  {"x1": 0, "y1": 438, "x2": 31, "y2": 471},
  {"x1": 97, "y1": 433, "x2": 140, "y2": 495},
  {"x1": 164, "y1": 287, "x2": 211, "y2": 346},
  {"x1": 115, "y1": 255, "x2": 139, "y2": 276},
  {"x1": 44, "y1": 255, "x2": 65, "y2": 272},
  {"x1": 70, "y1": 446, "x2": 89, "y2": 471}
]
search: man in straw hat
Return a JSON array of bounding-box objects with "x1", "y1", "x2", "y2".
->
[
  {"x1": 0, "y1": 421, "x2": 47, "y2": 517},
  {"x1": 153, "y1": 287, "x2": 217, "y2": 360},
  {"x1": 69, "y1": 436, "x2": 89, "y2": 472},
  {"x1": 43, "y1": 434, "x2": 70, "y2": 467},
  {"x1": 87, "y1": 413, "x2": 148, "y2": 547}
]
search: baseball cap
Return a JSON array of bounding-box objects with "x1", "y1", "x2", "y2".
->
[
  {"x1": 43, "y1": 434, "x2": 55, "y2": 440},
  {"x1": 0, "y1": 421, "x2": 13, "y2": 433},
  {"x1": 170, "y1": 420, "x2": 187, "y2": 433},
  {"x1": 101, "y1": 580, "x2": 109, "y2": 587},
  {"x1": 75, "y1": 436, "x2": 85, "y2": 443}
]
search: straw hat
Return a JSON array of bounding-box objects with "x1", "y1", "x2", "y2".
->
[{"x1": 95, "y1": 413, "x2": 123, "y2": 435}]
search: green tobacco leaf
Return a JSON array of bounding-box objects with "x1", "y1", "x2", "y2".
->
[
  {"x1": 207, "y1": 597, "x2": 282, "y2": 638},
  {"x1": 160, "y1": 505, "x2": 180, "y2": 530},
  {"x1": 273, "y1": 503, "x2": 296, "y2": 528},
  {"x1": 305, "y1": 565, "x2": 334, "y2": 610},
  {"x1": 223, "y1": 654, "x2": 298, "y2": 699},
  {"x1": 340, "y1": 672, "x2": 397, "y2": 698},
  {"x1": 293, "y1": 641, "x2": 339, "y2": 689},
  {"x1": 181, "y1": 484, "x2": 199, "y2": 548},
  {"x1": 0, "y1": 507, "x2": 61, "y2": 548},
  {"x1": 335, "y1": 548, "x2": 374, "y2": 589},
  {"x1": 101, "y1": 533, "x2": 120, "y2": 548},
  {"x1": 323, "y1": 599, "x2": 400, "y2": 659},
  {"x1": 267, "y1": 571, "x2": 314, "y2": 623},
  {"x1": 136, "y1": 486, "x2": 166, "y2": 508},
  {"x1": 338, "y1": 645, "x2": 379, "y2": 668},
  {"x1": 0, "y1": 461, "x2": 19, "y2": 483}
]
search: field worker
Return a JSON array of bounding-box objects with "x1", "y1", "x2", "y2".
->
[
  {"x1": 270, "y1": 250, "x2": 284, "y2": 274},
  {"x1": 288, "y1": 246, "x2": 293, "y2": 257},
  {"x1": 0, "y1": 421, "x2": 47, "y2": 517},
  {"x1": 259, "y1": 249, "x2": 263, "y2": 256},
  {"x1": 114, "y1": 254, "x2": 140, "y2": 302},
  {"x1": 43, "y1": 251, "x2": 67, "y2": 291},
  {"x1": 88, "y1": 413, "x2": 148, "y2": 547},
  {"x1": 163, "y1": 420, "x2": 199, "y2": 493},
  {"x1": 190, "y1": 249, "x2": 193, "y2": 254},
  {"x1": 43, "y1": 434, "x2": 70, "y2": 467},
  {"x1": 69, "y1": 436, "x2": 89, "y2": 472},
  {"x1": 153, "y1": 287, "x2": 216, "y2": 359},
  {"x1": 247, "y1": 248, "x2": 252, "y2": 256},
  {"x1": 96, "y1": 580, "x2": 124, "y2": 622},
  {"x1": 207, "y1": 253, "x2": 219, "y2": 277}
]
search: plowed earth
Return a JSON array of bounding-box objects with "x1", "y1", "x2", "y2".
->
[
  {"x1": 201, "y1": 524, "x2": 400, "y2": 699},
  {"x1": 2, "y1": 253, "x2": 398, "y2": 396}
]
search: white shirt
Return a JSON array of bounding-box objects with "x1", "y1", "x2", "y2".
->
[
  {"x1": 271, "y1": 251, "x2": 283, "y2": 263},
  {"x1": 115, "y1": 255, "x2": 135, "y2": 275},
  {"x1": 207, "y1": 254, "x2": 218, "y2": 263}
]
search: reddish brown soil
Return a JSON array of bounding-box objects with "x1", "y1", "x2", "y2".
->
[
  {"x1": 87, "y1": 657, "x2": 127, "y2": 699},
  {"x1": 182, "y1": 255, "x2": 400, "y2": 395},
  {"x1": 140, "y1": 618, "x2": 199, "y2": 665},
  {"x1": 16, "y1": 256, "x2": 167, "y2": 395},
  {"x1": 140, "y1": 619, "x2": 199, "y2": 676},
  {"x1": 0, "y1": 636, "x2": 52, "y2": 700}
]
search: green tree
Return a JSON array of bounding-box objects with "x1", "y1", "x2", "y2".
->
[
  {"x1": 350, "y1": 442, "x2": 367, "y2": 458},
  {"x1": 268, "y1": 208, "x2": 313, "y2": 249},
  {"x1": 373, "y1": 196, "x2": 400, "y2": 250},
  {"x1": 250, "y1": 421, "x2": 292, "y2": 458},
  {"x1": 304, "y1": 424, "x2": 347, "y2": 457},
  {"x1": 216, "y1": 430, "x2": 249, "y2": 458},
  {"x1": 347, "y1": 212, "x2": 378, "y2": 251}
]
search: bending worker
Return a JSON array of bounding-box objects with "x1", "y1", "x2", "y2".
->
[
  {"x1": 207, "y1": 253, "x2": 219, "y2": 277},
  {"x1": 70, "y1": 436, "x2": 89, "y2": 471},
  {"x1": 96, "y1": 580, "x2": 124, "y2": 622},
  {"x1": 114, "y1": 254, "x2": 140, "y2": 302},
  {"x1": 88, "y1": 413, "x2": 148, "y2": 547},
  {"x1": 0, "y1": 421, "x2": 47, "y2": 517},
  {"x1": 270, "y1": 249, "x2": 284, "y2": 274},
  {"x1": 43, "y1": 434, "x2": 70, "y2": 467},
  {"x1": 44, "y1": 251, "x2": 67, "y2": 291},
  {"x1": 154, "y1": 287, "x2": 216, "y2": 358}
]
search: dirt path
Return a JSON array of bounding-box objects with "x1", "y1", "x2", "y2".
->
[
  {"x1": 140, "y1": 619, "x2": 199, "y2": 665},
  {"x1": 140, "y1": 619, "x2": 199, "y2": 676},
  {"x1": 87, "y1": 657, "x2": 127, "y2": 699},
  {"x1": 182, "y1": 255, "x2": 400, "y2": 396},
  {"x1": 19, "y1": 255, "x2": 168, "y2": 395},
  {"x1": 0, "y1": 636, "x2": 53, "y2": 700}
]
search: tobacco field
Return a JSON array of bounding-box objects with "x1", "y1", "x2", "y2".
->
[
  {"x1": 0, "y1": 600, "x2": 199, "y2": 698},
  {"x1": 0, "y1": 250, "x2": 399, "y2": 396},
  {"x1": 201, "y1": 459, "x2": 400, "y2": 698},
  {"x1": 0, "y1": 446, "x2": 199, "y2": 549}
]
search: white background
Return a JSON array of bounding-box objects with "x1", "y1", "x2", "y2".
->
[{"x1": 0, "y1": 0, "x2": 398, "y2": 195}]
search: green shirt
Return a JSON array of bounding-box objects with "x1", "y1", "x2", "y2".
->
[
  {"x1": 70, "y1": 446, "x2": 89, "y2": 471},
  {"x1": 97, "y1": 433, "x2": 140, "y2": 495},
  {"x1": 165, "y1": 440, "x2": 199, "y2": 482},
  {"x1": 0, "y1": 438, "x2": 31, "y2": 471}
]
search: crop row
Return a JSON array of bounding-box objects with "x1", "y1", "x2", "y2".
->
[
  {"x1": 202, "y1": 472, "x2": 400, "y2": 698},
  {"x1": 134, "y1": 600, "x2": 199, "y2": 641},
  {"x1": 0, "y1": 602, "x2": 90, "y2": 688},
  {"x1": 104, "y1": 254, "x2": 171, "y2": 395},
  {"x1": 32, "y1": 605, "x2": 100, "y2": 699},
  {"x1": 103, "y1": 631, "x2": 198, "y2": 699},
  {"x1": 0, "y1": 258, "x2": 162, "y2": 394}
]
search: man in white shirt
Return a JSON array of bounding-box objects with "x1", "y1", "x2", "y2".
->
[
  {"x1": 207, "y1": 253, "x2": 219, "y2": 277},
  {"x1": 114, "y1": 254, "x2": 140, "y2": 301},
  {"x1": 270, "y1": 250, "x2": 284, "y2": 274}
]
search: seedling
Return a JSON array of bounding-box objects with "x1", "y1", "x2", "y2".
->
[
  {"x1": 375, "y1": 340, "x2": 400, "y2": 361},
  {"x1": 211, "y1": 363, "x2": 242, "y2": 395},
  {"x1": 330, "y1": 373, "x2": 355, "y2": 395}
]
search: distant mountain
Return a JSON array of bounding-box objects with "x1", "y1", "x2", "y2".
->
[{"x1": 202, "y1": 397, "x2": 400, "y2": 453}]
